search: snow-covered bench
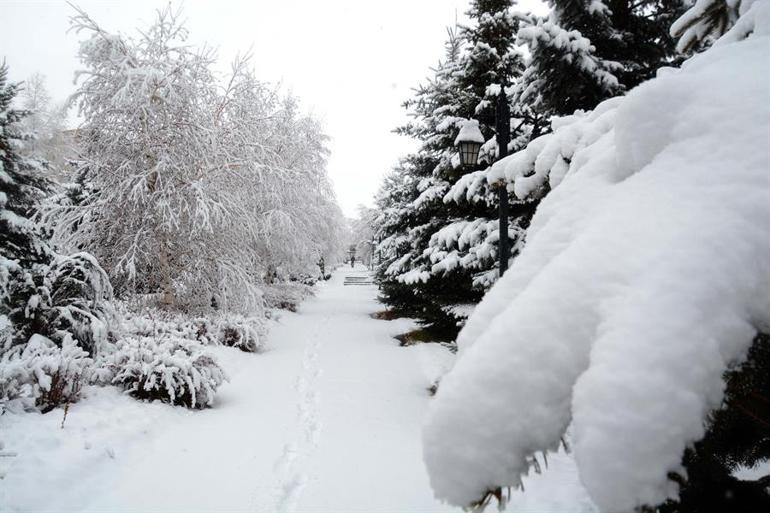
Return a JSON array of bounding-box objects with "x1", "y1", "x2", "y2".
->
[{"x1": 343, "y1": 275, "x2": 374, "y2": 286}]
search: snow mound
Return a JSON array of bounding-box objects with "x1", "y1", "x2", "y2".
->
[{"x1": 423, "y1": 13, "x2": 770, "y2": 512}]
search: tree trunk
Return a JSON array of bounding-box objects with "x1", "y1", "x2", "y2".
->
[{"x1": 158, "y1": 240, "x2": 174, "y2": 308}]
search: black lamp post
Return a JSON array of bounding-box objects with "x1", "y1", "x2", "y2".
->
[
  {"x1": 456, "y1": 89, "x2": 511, "y2": 278},
  {"x1": 495, "y1": 89, "x2": 510, "y2": 277}
]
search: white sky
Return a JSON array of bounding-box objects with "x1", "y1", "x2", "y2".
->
[{"x1": 1, "y1": 0, "x2": 546, "y2": 217}]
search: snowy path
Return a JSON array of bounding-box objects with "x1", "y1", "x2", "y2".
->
[{"x1": 1, "y1": 266, "x2": 594, "y2": 513}]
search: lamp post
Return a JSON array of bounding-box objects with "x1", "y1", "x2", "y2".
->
[
  {"x1": 495, "y1": 89, "x2": 510, "y2": 276},
  {"x1": 455, "y1": 89, "x2": 511, "y2": 278}
]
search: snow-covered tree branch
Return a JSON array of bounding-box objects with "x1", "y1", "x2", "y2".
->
[{"x1": 423, "y1": 2, "x2": 770, "y2": 510}]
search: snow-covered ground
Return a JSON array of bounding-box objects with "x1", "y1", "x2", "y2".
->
[{"x1": 1, "y1": 266, "x2": 593, "y2": 512}]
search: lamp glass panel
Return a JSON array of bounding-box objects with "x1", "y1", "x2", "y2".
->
[{"x1": 460, "y1": 141, "x2": 480, "y2": 166}]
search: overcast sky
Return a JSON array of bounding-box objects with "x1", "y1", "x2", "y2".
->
[{"x1": 1, "y1": 0, "x2": 546, "y2": 217}]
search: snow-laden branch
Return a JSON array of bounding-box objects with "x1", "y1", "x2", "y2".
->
[{"x1": 423, "y1": 4, "x2": 770, "y2": 510}]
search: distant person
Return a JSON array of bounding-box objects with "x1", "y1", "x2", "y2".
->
[{"x1": 350, "y1": 255, "x2": 355, "y2": 268}]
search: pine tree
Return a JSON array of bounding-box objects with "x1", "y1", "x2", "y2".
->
[
  {"x1": 517, "y1": 0, "x2": 688, "y2": 116},
  {"x1": 459, "y1": 0, "x2": 526, "y2": 144},
  {"x1": 0, "y1": 61, "x2": 112, "y2": 357},
  {"x1": 1, "y1": 62, "x2": 55, "y2": 351},
  {"x1": 515, "y1": 11, "x2": 622, "y2": 117},
  {"x1": 376, "y1": 2, "x2": 539, "y2": 336},
  {"x1": 374, "y1": 159, "x2": 424, "y2": 318},
  {"x1": 0, "y1": 63, "x2": 48, "y2": 269}
]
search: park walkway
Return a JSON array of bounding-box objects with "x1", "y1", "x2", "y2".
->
[{"x1": 75, "y1": 266, "x2": 455, "y2": 513}]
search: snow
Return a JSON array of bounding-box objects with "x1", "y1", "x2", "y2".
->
[
  {"x1": 413, "y1": 179, "x2": 450, "y2": 209},
  {"x1": 734, "y1": 460, "x2": 770, "y2": 481},
  {"x1": 423, "y1": 16, "x2": 770, "y2": 513},
  {"x1": 1, "y1": 267, "x2": 594, "y2": 512},
  {"x1": 454, "y1": 119, "x2": 485, "y2": 145}
]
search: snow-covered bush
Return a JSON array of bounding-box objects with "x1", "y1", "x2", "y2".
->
[
  {"x1": 211, "y1": 314, "x2": 264, "y2": 353},
  {"x1": 423, "y1": 3, "x2": 770, "y2": 511},
  {"x1": 107, "y1": 336, "x2": 227, "y2": 409},
  {"x1": 119, "y1": 305, "x2": 266, "y2": 353},
  {"x1": 42, "y1": 253, "x2": 114, "y2": 353},
  {"x1": 0, "y1": 334, "x2": 93, "y2": 413},
  {"x1": 262, "y1": 282, "x2": 314, "y2": 312},
  {"x1": 119, "y1": 307, "x2": 208, "y2": 343}
]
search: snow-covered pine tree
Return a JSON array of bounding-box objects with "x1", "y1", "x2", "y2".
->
[
  {"x1": 0, "y1": 63, "x2": 48, "y2": 271},
  {"x1": 1, "y1": 62, "x2": 113, "y2": 411},
  {"x1": 516, "y1": 0, "x2": 687, "y2": 116},
  {"x1": 514, "y1": 11, "x2": 622, "y2": 117},
  {"x1": 375, "y1": 2, "x2": 539, "y2": 336},
  {"x1": 0, "y1": 64, "x2": 50, "y2": 354},
  {"x1": 376, "y1": 27, "x2": 485, "y2": 336},
  {"x1": 375, "y1": 29, "x2": 463, "y2": 329},
  {"x1": 443, "y1": 0, "x2": 695, "y2": 283},
  {"x1": 459, "y1": 0, "x2": 527, "y2": 148},
  {"x1": 373, "y1": 158, "x2": 425, "y2": 318}
]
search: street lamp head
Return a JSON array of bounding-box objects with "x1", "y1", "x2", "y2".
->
[{"x1": 455, "y1": 119, "x2": 484, "y2": 168}]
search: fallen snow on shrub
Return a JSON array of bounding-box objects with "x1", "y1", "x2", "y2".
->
[
  {"x1": 108, "y1": 336, "x2": 227, "y2": 409},
  {"x1": 119, "y1": 304, "x2": 267, "y2": 353},
  {"x1": 261, "y1": 281, "x2": 314, "y2": 312},
  {"x1": 423, "y1": 9, "x2": 770, "y2": 512},
  {"x1": 213, "y1": 314, "x2": 264, "y2": 352},
  {"x1": 0, "y1": 334, "x2": 93, "y2": 413}
]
